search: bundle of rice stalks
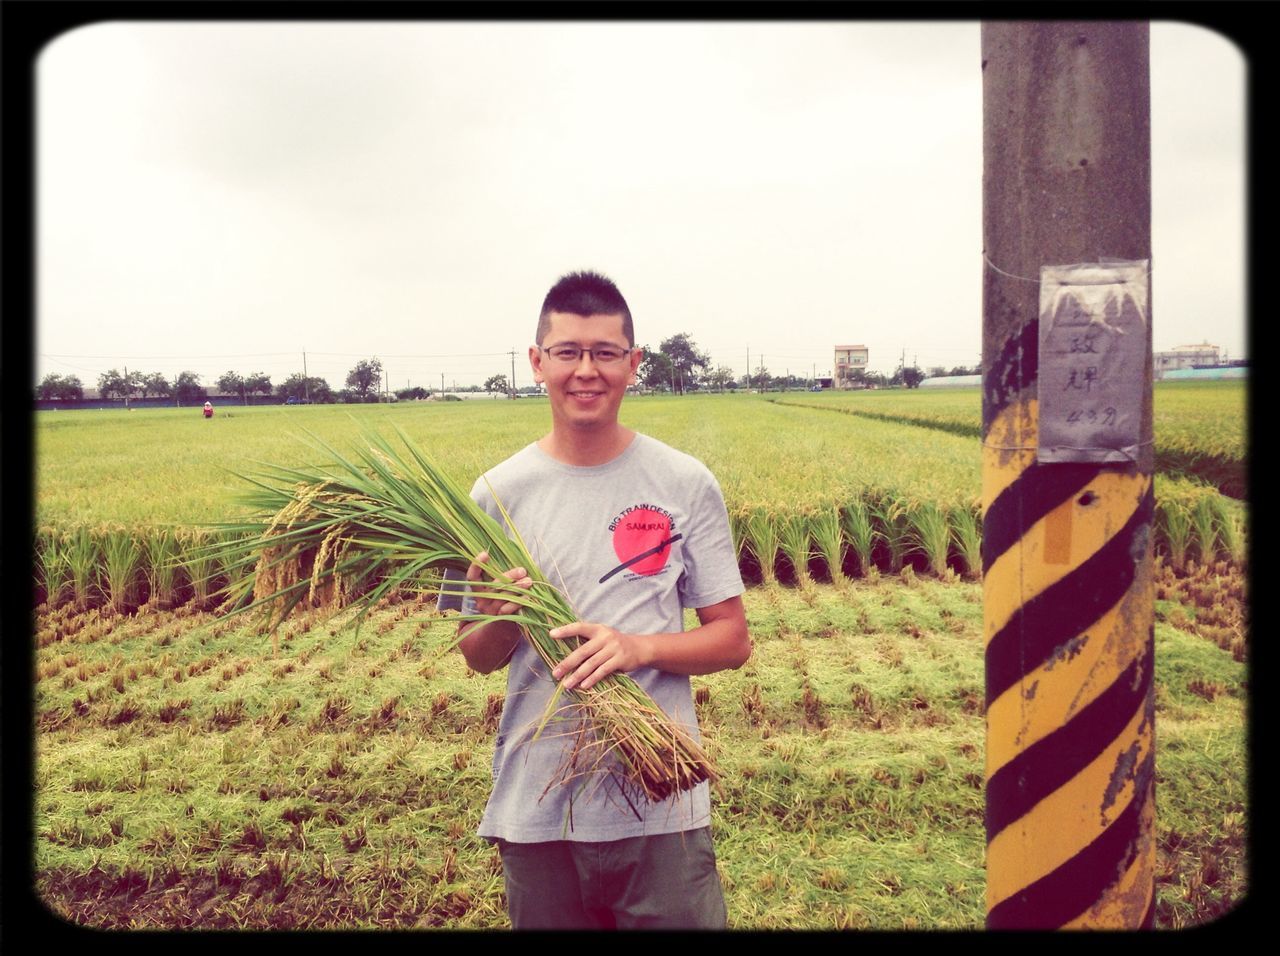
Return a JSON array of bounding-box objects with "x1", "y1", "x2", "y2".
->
[
  {"x1": 1191, "y1": 494, "x2": 1221, "y2": 566},
  {"x1": 949, "y1": 502, "x2": 983, "y2": 579},
  {"x1": 1215, "y1": 498, "x2": 1246, "y2": 567},
  {"x1": 179, "y1": 529, "x2": 221, "y2": 609},
  {"x1": 841, "y1": 500, "x2": 878, "y2": 577},
  {"x1": 66, "y1": 527, "x2": 99, "y2": 611},
  {"x1": 36, "y1": 526, "x2": 70, "y2": 609},
  {"x1": 778, "y1": 512, "x2": 814, "y2": 587},
  {"x1": 1157, "y1": 497, "x2": 1193, "y2": 574},
  {"x1": 908, "y1": 501, "x2": 951, "y2": 578},
  {"x1": 869, "y1": 493, "x2": 913, "y2": 573},
  {"x1": 745, "y1": 508, "x2": 780, "y2": 585},
  {"x1": 98, "y1": 525, "x2": 143, "y2": 615},
  {"x1": 142, "y1": 527, "x2": 181, "y2": 610},
  {"x1": 211, "y1": 426, "x2": 718, "y2": 804},
  {"x1": 810, "y1": 507, "x2": 847, "y2": 584}
]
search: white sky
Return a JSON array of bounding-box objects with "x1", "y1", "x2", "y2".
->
[{"x1": 36, "y1": 20, "x2": 1246, "y2": 391}]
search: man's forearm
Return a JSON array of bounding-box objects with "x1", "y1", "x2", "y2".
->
[
  {"x1": 457, "y1": 619, "x2": 522, "y2": 674},
  {"x1": 632, "y1": 616, "x2": 751, "y2": 676}
]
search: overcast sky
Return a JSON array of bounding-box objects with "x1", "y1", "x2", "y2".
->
[{"x1": 36, "y1": 20, "x2": 1245, "y2": 391}]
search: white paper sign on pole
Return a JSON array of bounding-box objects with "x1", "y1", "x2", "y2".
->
[{"x1": 1037, "y1": 260, "x2": 1149, "y2": 465}]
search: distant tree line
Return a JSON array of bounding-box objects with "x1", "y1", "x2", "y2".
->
[
  {"x1": 35, "y1": 374, "x2": 86, "y2": 401},
  {"x1": 35, "y1": 357, "x2": 427, "y2": 406}
]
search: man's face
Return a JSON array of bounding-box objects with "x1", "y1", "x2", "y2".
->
[{"x1": 529, "y1": 311, "x2": 642, "y2": 434}]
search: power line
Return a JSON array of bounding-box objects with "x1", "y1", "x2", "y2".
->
[
  {"x1": 40, "y1": 352, "x2": 300, "y2": 360},
  {"x1": 41, "y1": 350, "x2": 512, "y2": 361}
]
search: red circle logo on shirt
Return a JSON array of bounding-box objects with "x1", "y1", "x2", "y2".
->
[{"x1": 611, "y1": 507, "x2": 673, "y2": 576}]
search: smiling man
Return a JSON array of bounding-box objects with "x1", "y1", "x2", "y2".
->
[{"x1": 440, "y1": 270, "x2": 751, "y2": 929}]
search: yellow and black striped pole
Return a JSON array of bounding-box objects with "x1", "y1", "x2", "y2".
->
[{"x1": 981, "y1": 22, "x2": 1155, "y2": 929}]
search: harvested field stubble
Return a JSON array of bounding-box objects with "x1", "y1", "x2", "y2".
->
[{"x1": 34, "y1": 575, "x2": 1244, "y2": 929}]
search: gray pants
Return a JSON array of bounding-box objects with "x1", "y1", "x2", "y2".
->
[{"x1": 496, "y1": 827, "x2": 728, "y2": 930}]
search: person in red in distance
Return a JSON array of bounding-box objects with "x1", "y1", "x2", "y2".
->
[
  {"x1": 202, "y1": 401, "x2": 213, "y2": 419},
  {"x1": 438, "y1": 270, "x2": 750, "y2": 930}
]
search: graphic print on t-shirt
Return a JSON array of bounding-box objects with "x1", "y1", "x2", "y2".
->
[{"x1": 601, "y1": 504, "x2": 682, "y2": 583}]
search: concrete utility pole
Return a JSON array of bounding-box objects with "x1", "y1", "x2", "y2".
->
[{"x1": 982, "y1": 22, "x2": 1154, "y2": 929}]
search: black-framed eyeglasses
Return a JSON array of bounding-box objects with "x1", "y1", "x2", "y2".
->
[{"x1": 539, "y1": 345, "x2": 633, "y2": 365}]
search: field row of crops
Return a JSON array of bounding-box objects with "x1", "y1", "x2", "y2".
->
[
  {"x1": 33, "y1": 391, "x2": 1247, "y2": 614},
  {"x1": 770, "y1": 379, "x2": 1247, "y2": 498},
  {"x1": 32, "y1": 475, "x2": 1245, "y2": 617}
]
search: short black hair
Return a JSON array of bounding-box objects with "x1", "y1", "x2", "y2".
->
[{"x1": 537, "y1": 270, "x2": 634, "y2": 346}]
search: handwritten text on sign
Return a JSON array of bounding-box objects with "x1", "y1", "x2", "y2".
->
[{"x1": 1037, "y1": 261, "x2": 1148, "y2": 465}]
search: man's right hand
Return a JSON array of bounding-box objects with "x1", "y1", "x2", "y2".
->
[{"x1": 466, "y1": 550, "x2": 533, "y2": 617}]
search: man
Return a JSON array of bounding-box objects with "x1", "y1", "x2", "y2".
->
[{"x1": 440, "y1": 270, "x2": 750, "y2": 929}]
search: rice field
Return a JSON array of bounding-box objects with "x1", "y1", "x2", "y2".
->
[
  {"x1": 33, "y1": 383, "x2": 1247, "y2": 616},
  {"x1": 771, "y1": 379, "x2": 1247, "y2": 497},
  {"x1": 30, "y1": 385, "x2": 1248, "y2": 928}
]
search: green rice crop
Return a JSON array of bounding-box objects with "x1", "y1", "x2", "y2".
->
[
  {"x1": 746, "y1": 509, "x2": 781, "y2": 585},
  {"x1": 908, "y1": 502, "x2": 951, "y2": 578},
  {"x1": 32, "y1": 389, "x2": 1247, "y2": 613},
  {"x1": 810, "y1": 508, "x2": 847, "y2": 584},
  {"x1": 179, "y1": 529, "x2": 223, "y2": 610},
  {"x1": 141, "y1": 528, "x2": 181, "y2": 609},
  {"x1": 868, "y1": 494, "x2": 913, "y2": 574},
  {"x1": 770, "y1": 380, "x2": 1246, "y2": 499},
  {"x1": 948, "y1": 504, "x2": 982, "y2": 579},
  {"x1": 778, "y1": 513, "x2": 814, "y2": 587},
  {"x1": 98, "y1": 527, "x2": 143, "y2": 614},
  {"x1": 36, "y1": 527, "x2": 70, "y2": 608},
  {"x1": 65, "y1": 527, "x2": 99, "y2": 611},
  {"x1": 1191, "y1": 496, "x2": 1220, "y2": 565},
  {"x1": 841, "y1": 500, "x2": 879, "y2": 578}
]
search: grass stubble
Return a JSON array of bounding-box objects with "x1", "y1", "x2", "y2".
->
[{"x1": 33, "y1": 566, "x2": 1245, "y2": 929}]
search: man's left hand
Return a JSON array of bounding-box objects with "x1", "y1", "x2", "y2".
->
[{"x1": 548, "y1": 622, "x2": 650, "y2": 691}]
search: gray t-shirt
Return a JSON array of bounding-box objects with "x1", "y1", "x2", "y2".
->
[{"x1": 440, "y1": 433, "x2": 744, "y2": 842}]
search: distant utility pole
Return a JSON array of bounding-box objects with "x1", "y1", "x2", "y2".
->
[
  {"x1": 510, "y1": 349, "x2": 517, "y2": 399},
  {"x1": 303, "y1": 350, "x2": 310, "y2": 404},
  {"x1": 982, "y1": 21, "x2": 1154, "y2": 929}
]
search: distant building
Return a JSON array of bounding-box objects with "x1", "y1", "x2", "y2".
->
[
  {"x1": 1154, "y1": 342, "x2": 1221, "y2": 380},
  {"x1": 1163, "y1": 366, "x2": 1246, "y2": 382},
  {"x1": 834, "y1": 344, "x2": 869, "y2": 388},
  {"x1": 920, "y1": 374, "x2": 982, "y2": 388}
]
